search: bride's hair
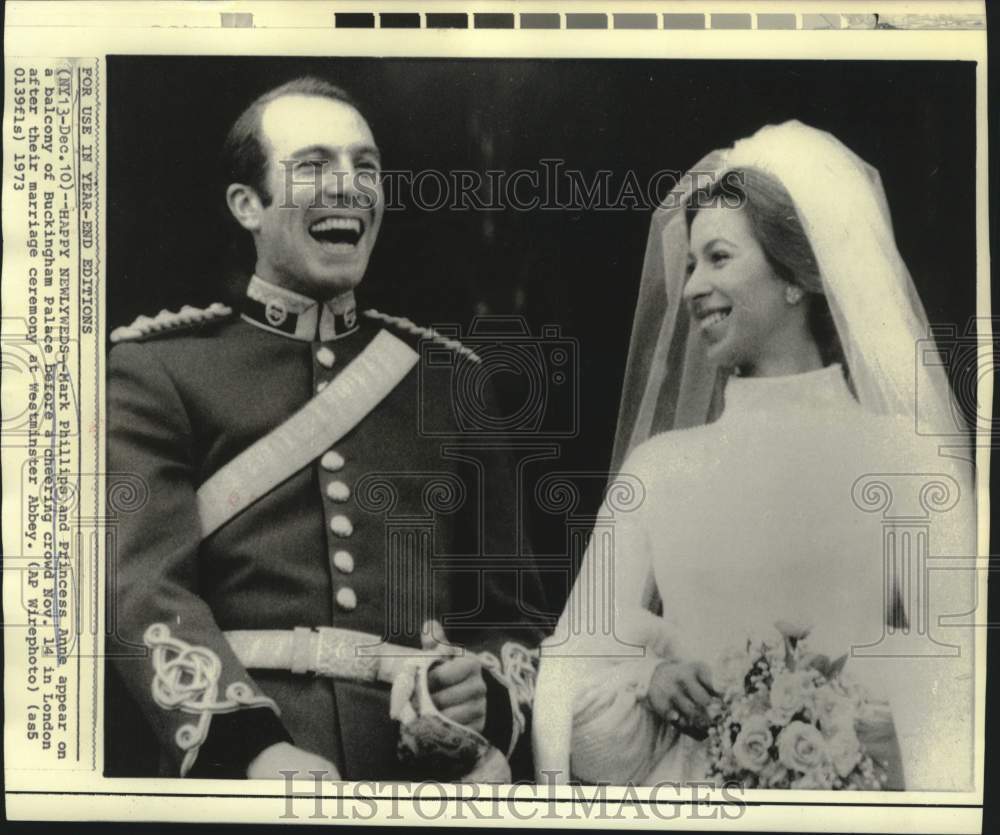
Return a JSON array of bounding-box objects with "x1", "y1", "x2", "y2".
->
[{"x1": 685, "y1": 167, "x2": 847, "y2": 372}]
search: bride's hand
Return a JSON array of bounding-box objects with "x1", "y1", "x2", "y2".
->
[{"x1": 648, "y1": 661, "x2": 717, "y2": 736}]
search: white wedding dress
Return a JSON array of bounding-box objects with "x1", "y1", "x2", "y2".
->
[{"x1": 535, "y1": 364, "x2": 976, "y2": 791}]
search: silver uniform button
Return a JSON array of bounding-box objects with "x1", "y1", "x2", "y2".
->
[
  {"x1": 316, "y1": 346, "x2": 336, "y2": 368},
  {"x1": 329, "y1": 515, "x2": 353, "y2": 537},
  {"x1": 335, "y1": 587, "x2": 357, "y2": 611},
  {"x1": 333, "y1": 550, "x2": 355, "y2": 574},
  {"x1": 320, "y1": 450, "x2": 345, "y2": 471},
  {"x1": 326, "y1": 480, "x2": 350, "y2": 502}
]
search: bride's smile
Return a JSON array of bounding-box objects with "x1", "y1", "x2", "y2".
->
[
  {"x1": 684, "y1": 202, "x2": 821, "y2": 377},
  {"x1": 696, "y1": 307, "x2": 731, "y2": 327}
]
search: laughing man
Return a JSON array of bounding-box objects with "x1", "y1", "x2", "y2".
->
[{"x1": 106, "y1": 77, "x2": 546, "y2": 781}]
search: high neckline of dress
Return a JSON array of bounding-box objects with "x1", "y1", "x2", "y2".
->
[{"x1": 720, "y1": 363, "x2": 854, "y2": 418}]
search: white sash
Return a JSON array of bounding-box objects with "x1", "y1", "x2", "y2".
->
[{"x1": 196, "y1": 330, "x2": 419, "y2": 540}]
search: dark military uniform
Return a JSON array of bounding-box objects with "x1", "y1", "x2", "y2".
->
[{"x1": 106, "y1": 276, "x2": 546, "y2": 779}]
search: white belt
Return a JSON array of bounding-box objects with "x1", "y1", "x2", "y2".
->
[
  {"x1": 224, "y1": 627, "x2": 454, "y2": 684},
  {"x1": 227, "y1": 627, "x2": 539, "y2": 764}
]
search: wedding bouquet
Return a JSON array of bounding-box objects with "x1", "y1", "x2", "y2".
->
[{"x1": 705, "y1": 622, "x2": 890, "y2": 790}]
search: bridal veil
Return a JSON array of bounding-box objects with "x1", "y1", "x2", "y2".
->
[
  {"x1": 534, "y1": 121, "x2": 977, "y2": 789},
  {"x1": 612, "y1": 120, "x2": 967, "y2": 470}
]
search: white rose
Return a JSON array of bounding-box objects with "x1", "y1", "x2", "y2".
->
[
  {"x1": 827, "y1": 728, "x2": 863, "y2": 778},
  {"x1": 768, "y1": 671, "x2": 812, "y2": 725},
  {"x1": 777, "y1": 721, "x2": 828, "y2": 773},
  {"x1": 814, "y1": 686, "x2": 857, "y2": 736},
  {"x1": 732, "y1": 715, "x2": 774, "y2": 773}
]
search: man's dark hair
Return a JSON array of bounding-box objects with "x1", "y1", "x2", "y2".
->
[{"x1": 221, "y1": 77, "x2": 362, "y2": 207}]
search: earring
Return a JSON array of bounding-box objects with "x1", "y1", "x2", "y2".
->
[{"x1": 784, "y1": 285, "x2": 804, "y2": 305}]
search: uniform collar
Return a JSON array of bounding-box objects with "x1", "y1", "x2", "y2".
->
[{"x1": 241, "y1": 275, "x2": 359, "y2": 341}]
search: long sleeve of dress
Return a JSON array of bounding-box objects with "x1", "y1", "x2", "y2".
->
[{"x1": 533, "y1": 455, "x2": 678, "y2": 784}]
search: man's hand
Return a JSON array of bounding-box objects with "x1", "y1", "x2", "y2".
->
[
  {"x1": 246, "y1": 742, "x2": 341, "y2": 780},
  {"x1": 647, "y1": 660, "x2": 717, "y2": 738},
  {"x1": 422, "y1": 620, "x2": 487, "y2": 734}
]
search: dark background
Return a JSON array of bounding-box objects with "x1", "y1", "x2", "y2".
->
[{"x1": 107, "y1": 56, "x2": 978, "y2": 606}]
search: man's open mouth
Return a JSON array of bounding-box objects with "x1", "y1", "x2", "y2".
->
[{"x1": 308, "y1": 216, "x2": 365, "y2": 247}]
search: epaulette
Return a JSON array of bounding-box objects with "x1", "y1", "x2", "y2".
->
[
  {"x1": 362, "y1": 309, "x2": 481, "y2": 364},
  {"x1": 109, "y1": 303, "x2": 234, "y2": 344}
]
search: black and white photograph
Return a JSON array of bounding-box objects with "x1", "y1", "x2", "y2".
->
[
  {"x1": 0, "y1": 2, "x2": 991, "y2": 829},
  {"x1": 103, "y1": 54, "x2": 979, "y2": 790}
]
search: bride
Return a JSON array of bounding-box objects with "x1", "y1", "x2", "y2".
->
[{"x1": 533, "y1": 121, "x2": 976, "y2": 791}]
